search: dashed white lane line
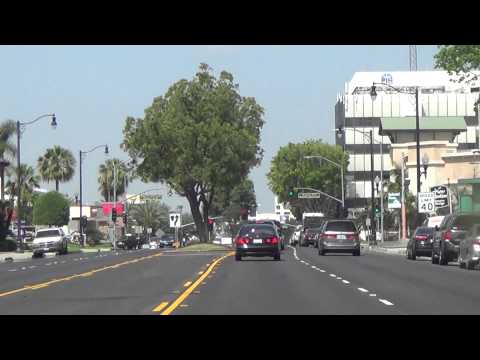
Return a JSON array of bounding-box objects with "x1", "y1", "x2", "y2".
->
[
  {"x1": 358, "y1": 288, "x2": 369, "y2": 293},
  {"x1": 329, "y1": 274, "x2": 337, "y2": 278},
  {"x1": 311, "y1": 266, "x2": 317, "y2": 269},
  {"x1": 61, "y1": 261, "x2": 66, "y2": 264},
  {"x1": 342, "y1": 280, "x2": 350, "y2": 284},
  {"x1": 369, "y1": 294, "x2": 377, "y2": 297},
  {"x1": 8, "y1": 269, "x2": 17, "y2": 272},
  {"x1": 29, "y1": 266, "x2": 36, "y2": 269},
  {"x1": 319, "y1": 269, "x2": 326, "y2": 273},
  {"x1": 45, "y1": 263, "x2": 52, "y2": 266},
  {"x1": 379, "y1": 299, "x2": 394, "y2": 306},
  {"x1": 336, "y1": 277, "x2": 342, "y2": 280}
]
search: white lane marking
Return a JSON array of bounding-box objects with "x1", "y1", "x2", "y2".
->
[
  {"x1": 369, "y1": 294, "x2": 377, "y2": 297},
  {"x1": 21, "y1": 267, "x2": 27, "y2": 270},
  {"x1": 29, "y1": 266, "x2": 36, "y2": 269},
  {"x1": 53, "y1": 261, "x2": 58, "y2": 264},
  {"x1": 329, "y1": 274, "x2": 336, "y2": 277},
  {"x1": 300, "y1": 260, "x2": 306, "y2": 264},
  {"x1": 61, "y1": 261, "x2": 66, "y2": 264},
  {"x1": 304, "y1": 263, "x2": 310, "y2": 266},
  {"x1": 379, "y1": 299, "x2": 394, "y2": 306},
  {"x1": 342, "y1": 280, "x2": 350, "y2": 284},
  {"x1": 311, "y1": 266, "x2": 317, "y2": 269},
  {"x1": 320, "y1": 269, "x2": 326, "y2": 273},
  {"x1": 8, "y1": 269, "x2": 17, "y2": 272},
  {"x1": 337, "y1": 277, "x2": 342, "y2": 280},
  {"x1": 73, "y1": 258, "x2": 79, "y2": 261},
  {"x1": 358, "y1": 288, "x2": 369, "y2": 293}
]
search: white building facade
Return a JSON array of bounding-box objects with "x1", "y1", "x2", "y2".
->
[{"x1": 335, "y1": 70, "x2": 480, "y2": 213}]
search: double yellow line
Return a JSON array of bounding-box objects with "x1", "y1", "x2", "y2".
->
[
  {"x1": 157, "y1": 252, "x2": 234, "y2": 315},
  {"x1": 0, "y1": 252, "x2": 164, "y2": 299}
]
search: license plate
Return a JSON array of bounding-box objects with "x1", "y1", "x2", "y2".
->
[
  {"x1": 420, "y1": 241, "x2": 424, "y2": 245},
  {"x1": 44, "y1": 248, "x2": 50, "y2": 251},
  {"x1": 337, "y1": 235, "x2": 346, "y2": 240},
  {"x1": 253, "y1": 239, "x2": 263, "y2": 244}
]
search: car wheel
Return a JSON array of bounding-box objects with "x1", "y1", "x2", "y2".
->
[
  {"x1": 318, "y1": 247, "x2": 325, "y2": 256},
  {"x1": 353, "y1": 250, "x2": 360, "y2": 256},
  {"x1": 406, "y1": 248, "x2": 411, "y2": 260},
  {"x1": 431, "y1": 250, "x2": 439, "y2": 264},
  {"x1": 274, "y1": 253, "x2": 281, "y2": 261},
  {"x1": 466, "y1": 260, "x2": 475, "y2": 270},
  {"x1": 235, "y1": 254, "x2": 242, "y2": 261},
  {"x1": 411, "y1": 246, "x2": 416, "y2": 261},
  {"x1": 459, "y1": 258, "x2": 466, "y2": 269}
]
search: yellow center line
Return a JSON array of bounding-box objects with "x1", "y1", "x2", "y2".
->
[
  {"x1": 153, "y1": 301, "x2": 170, "y2": 312},
  {"x1": 159, "y1": 252, "x2": 234, "y2": 315},
  {"x1": 0, "y1": 252, "x2": 164, "y2": 299}
]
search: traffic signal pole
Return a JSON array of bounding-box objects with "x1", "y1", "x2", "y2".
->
[{"x1": 113, "y1": 162, "x2": 117, "y2": 251}]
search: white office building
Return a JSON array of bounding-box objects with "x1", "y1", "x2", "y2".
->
[{"x1": 335, "y1": 70, "x2": 480, "y2": 214}]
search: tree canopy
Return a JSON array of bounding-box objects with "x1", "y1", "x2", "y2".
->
[
  {"x1": 121, "y1": 63, "x2": 265, "y2": 241},
  {"x1": 37, "y1": 145, "x2": 76, "y2": 192},
  {"x1": 267, "y1": 140, "x2": 348, "y2": 219},
  {"x1": 32, "y1": 191, "x2": 70, "y2": 227},
  {"x1": 211, "y1": 178, "x2": 256, "y2": 221},
  {"x1": 434, "y1": 45, "x2": 480, "y2": 84},
  {"x1": 98, "y1": 158, "x2": 130, "y2": 201}
]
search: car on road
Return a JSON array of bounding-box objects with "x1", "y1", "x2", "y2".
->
[
  {"x1": 248, "y1": 220, "x2": 286, "y2": 250},
  {"x1": 317, "y1": 220, "x2": 360, "y2": 256},
  {"x1": 432, "y1": 213, "x2": 480, "y2": 266},
  {"x1": 300, "y1": 227, "x2": 320, "y2": 247},
  {"x1": 234, "y1": 223, "x2": 281, "y2": 261},
  {"x1": 291, "y1": 228, "x2": 301, "y2": 246},
  {"x1": 31, "y1": 228, "x2": 68, "y2": 258},
  {"x1": 406, "y1": 226, "x2": 435, "y2": 260},
  {"x1": 159, "y1": 234, "x2": 175, "y2": 248},
  {"x1": 459, "y1": 224, "x2": 480, "y2": 270}
]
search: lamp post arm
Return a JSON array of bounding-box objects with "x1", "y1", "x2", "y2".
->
[
  {"x1": 81, "y1": 144, "x2": 108, "y2": 155},
  {"x1": 20, "y1": 113, "x2": 55, "y2": 126}
]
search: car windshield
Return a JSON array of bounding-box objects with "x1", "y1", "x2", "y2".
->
[
  {"x1": 325, "y1": 221, "x2": 356, "y2": 232},
  {"x1": 453, "y1": 216, "x2": 480, "y2": 230},
  {"x1": 161, "y1": 235, "x2": 175, "y2": 241},
  {"x1": 36, "y1": 230, "x2": 60, "y2": 238},
  {"x1": 239, "y1": 225, "x2": 276, "y2": 237}
]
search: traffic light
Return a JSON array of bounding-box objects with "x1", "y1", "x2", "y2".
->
[
  {"x1": 287, "y1": 187, "x2": 296, "y2": 198},
  {"x1": 112, "y1": 208, "x2": 117, "y2": 222},
  {"x1": 374, "y1": 207, "x2": 381, "y2": 217},
  {"x1": 207, "y1": 218, "x2": 214, "y2": 232}
]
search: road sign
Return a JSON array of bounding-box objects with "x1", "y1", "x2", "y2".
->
[
  {"x1": 298, "y1": 192, "x2": 321, "y2": 199},
  {"x1": 147, "y1": 228, "x2": 152, "y2": 234},
  {"x1": 388, "y1": 193, "x2": 401, "y2": 209},
  {"x1": 169, "y1": 213, "x2": 182, "y2": 228},
  {"x1": 418, "y1": 192, "x2": 436, "y2": 214},
  {"x1": 431, "y1": 185, "x2": 449, "y2": 208}
]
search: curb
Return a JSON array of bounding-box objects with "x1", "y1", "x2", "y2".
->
[{"x1": 365, "y1": 247, "x2": 406, "y2": 256}]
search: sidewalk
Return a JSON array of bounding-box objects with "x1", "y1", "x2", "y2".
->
[{"x1": 361, "y1": 239, "x2": 408, "y2": 256}]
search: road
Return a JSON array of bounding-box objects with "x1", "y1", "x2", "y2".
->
[{"x1": 2, "y1": 244, "x2": 480, "y2": 314}]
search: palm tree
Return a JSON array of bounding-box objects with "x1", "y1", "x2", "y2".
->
[
  {"x1": 37, "y1": 146, "x2": 76, "y2": 192},
  {"x1": 98, "y1": 159, "x2": 129, "y2": 202},
  {"x1": 130, "y1": 200, "x2": 167, "y2": 235},
  {"x1": 0, "y1": 120, "x2": 16, "y2": 200},
  {"x1": 5, "y1": 164, "x2": 41, "y2": 224}
]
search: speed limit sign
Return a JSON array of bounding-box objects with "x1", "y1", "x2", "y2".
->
[{"x1": 418, "y1": 192, "x2": 435, "y2": 214}]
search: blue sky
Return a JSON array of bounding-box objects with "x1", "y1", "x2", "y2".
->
[{"x1": 0, "y1": 45, "x2": 439, "y2": 213}]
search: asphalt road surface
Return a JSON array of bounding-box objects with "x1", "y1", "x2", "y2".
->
[{"x1": 2, "y1": 244, "x2": 480, "y2": 314}]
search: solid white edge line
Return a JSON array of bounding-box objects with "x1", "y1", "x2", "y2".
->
[
  {"x1": 320, "y1": 270, "x2": 326, "y2": 272},
  {"x1": 342, "y1": 280, "x2": 350, "y2": 284},
  {"x1": 358, "y1": 288, "x2": 369, "y2": 293}
]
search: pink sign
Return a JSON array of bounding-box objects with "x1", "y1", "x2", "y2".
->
[{"x1": 102, "y1": 202, "x2": 124, "y2": 215}]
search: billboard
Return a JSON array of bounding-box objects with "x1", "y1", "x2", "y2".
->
[{"x1": 69, "y1": 206, "x2": 91, "y2": 219}]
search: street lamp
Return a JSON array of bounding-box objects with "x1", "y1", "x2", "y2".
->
[
  {"x1": 79, "y1": 144, "x2": 109, "y2": 247},
  {"x1": 304, "y1": 155, "x2": 344, "y2": 210},
  {"x1": 370, "y1": 82, "x2": 421, "y2": 203},
  {"x1": 16, "y1": 113, "x2": 56, "y2": 252}
]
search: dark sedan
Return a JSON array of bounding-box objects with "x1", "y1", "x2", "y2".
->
[
  {"x1": 406, "y1": 227, "x2": 435, "y2": 260},
  {"x1": 234, "y1": 223, "x2": 281, "y2": 261},
  {"x1": 159, "y1": 234, "x2": 176, "y2": 248}
]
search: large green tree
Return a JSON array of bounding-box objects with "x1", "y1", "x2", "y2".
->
[
  {"x1": 434, "y1": 45, "x2": 480, "y2": 84},
  {"x1": 98, "y1": 159, "x2": 129, "y2": 201},
  {"x1": 267, "y1": 140, "x2": 348, "y2": 219},
  {"x1": 32, "y1": 191, "x2": 70, "y2": 227},
  {"x1": 212, "y1": 178, "x2": 257, "y2": 221},
  {"x1": 122, "y1": 64, "x2": 265, "y2": 242},
  {"x1": 37, "y1": 145, "x2": 76, "y2": 192}
]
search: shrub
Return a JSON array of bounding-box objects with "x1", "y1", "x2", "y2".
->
[{"x1": 0, "y1": 239, "x2": 17, "y2": 252}]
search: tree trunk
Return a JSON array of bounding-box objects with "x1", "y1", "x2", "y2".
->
[
  {"x1": 0, "y1": 167, "x2": 4, "y2": 201},
  {"x1": 55, "y1": 180, "x2": 59, "y2": 192},
  {"x1": 186, "y1": 189, "x2": 208, "y2": 242}
]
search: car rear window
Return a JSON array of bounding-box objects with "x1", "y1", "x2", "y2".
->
[
  {"x1": 325, "y1": 221, "x2": 356, "y2": 232},
  {"x1": 452, "y1": 215, "x2": 480, "y2": 230},
  {"x1": 239, "y1": 225, "x2": 276, "y2": 237},
  {"x1": 415, "y1": 227, "x2": 434, "y2": 235},
  {"x1": 36, "y1": 230, "x2": 61, "y2": 238}
]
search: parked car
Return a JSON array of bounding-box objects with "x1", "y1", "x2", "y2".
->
[
  {"x1": 159, "y1": 234, "x2": 175, "y2": 248},
  {"x1": 317, "y1": 220, "x2": 360, "y2": 256},
  {"x1": 234, "y1": 223, "x2": 281, "y2": 261},
  {"x1": 291, "y1": 229, "x2": 301, "y2": 246},
  {"x1": 432, "y1": 213, "x2": 480, "y2": 265},
  {"x1": 406, "y1": 226, "x2": 435, "y2": 260},
  {"x1": 459, "y1": 224, "x2": 480, "y2": 270},
  {"x1": 31, "y1": 228, "x2": 68, "y2": 257}
]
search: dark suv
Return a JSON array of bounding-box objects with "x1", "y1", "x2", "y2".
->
[
  {"x1": 235, "y1": 223, "x2": 281, "y2": 261},
  {"x1": 406, "y1": 227, "x2": 435, "y2": 260},
  {"x1": 432, "y1": 213, "x2": 480, "y2": 266}
]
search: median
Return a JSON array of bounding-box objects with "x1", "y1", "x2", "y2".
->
[{"x1": 173, "y1": 243, "x2": 232, "y2": 252}]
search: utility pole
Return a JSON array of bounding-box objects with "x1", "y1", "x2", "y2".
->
[
  {"x1": 409, "y1": 45, "x2": 417, "y2": 71},
  {"x1": 113, "y1": 161, "x2": 117, "y2": 251},
  {"x1": 370, "y1": 130, "x2": 376, "y2": 245},
  {"x1": 401, "y1": 153, "x2": 407, "y2": 240}
]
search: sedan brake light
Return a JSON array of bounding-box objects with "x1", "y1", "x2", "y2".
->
[
  {"x1": 443, "y1": 231, "x2": 453, "y2": 241},
  {"x1": 415, "y1": 235, "x2": 428, "y2": 241},
  {"x1": 323, "y1": 233, "x2": 336, "y2": 239},
  {"x1": 236, "y1": 237, "x2": 249, "y2": 245}
]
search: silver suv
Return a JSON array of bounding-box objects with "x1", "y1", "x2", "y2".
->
[{"x1": 32, "y1": 228, "x2": 68, "y2": 257}]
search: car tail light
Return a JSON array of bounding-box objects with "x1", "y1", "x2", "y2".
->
[
  {"x1": 347, "y1": 233, "x2": 359, "y2": 241},
  {"x1": 415, "y1": 235, "x2": 428, "y2": 241},
  {"x1": 443, "y1": 231, "x2": 452, "y2": 241},
  {"x1": 323, "y1": 233, "x2": 336, "y2": 239},
  {"x1": 236, "y1": 237, "x2": 249, "y2": 245},
  {"x1": 270, "y1": 236, "x2": 279, "y2": 245}
]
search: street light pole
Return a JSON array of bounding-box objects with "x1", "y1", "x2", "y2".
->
[
  {"x1": 415, "y1": 87, "x2": 421, "y2": 201},
  {"x1": 16, "y1": 114, "x2": 56, "y2": 252},
  {"x1": 370, "y1": 130, "x2": 376, "y2": 245},
  {"x1": 113, "y1": 160, "x2": 117, "y2": 251}
]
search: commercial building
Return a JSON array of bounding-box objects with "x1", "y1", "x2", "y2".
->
[{"x1": 335, "y1": 70, "x2": 480, "y2": 215}]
